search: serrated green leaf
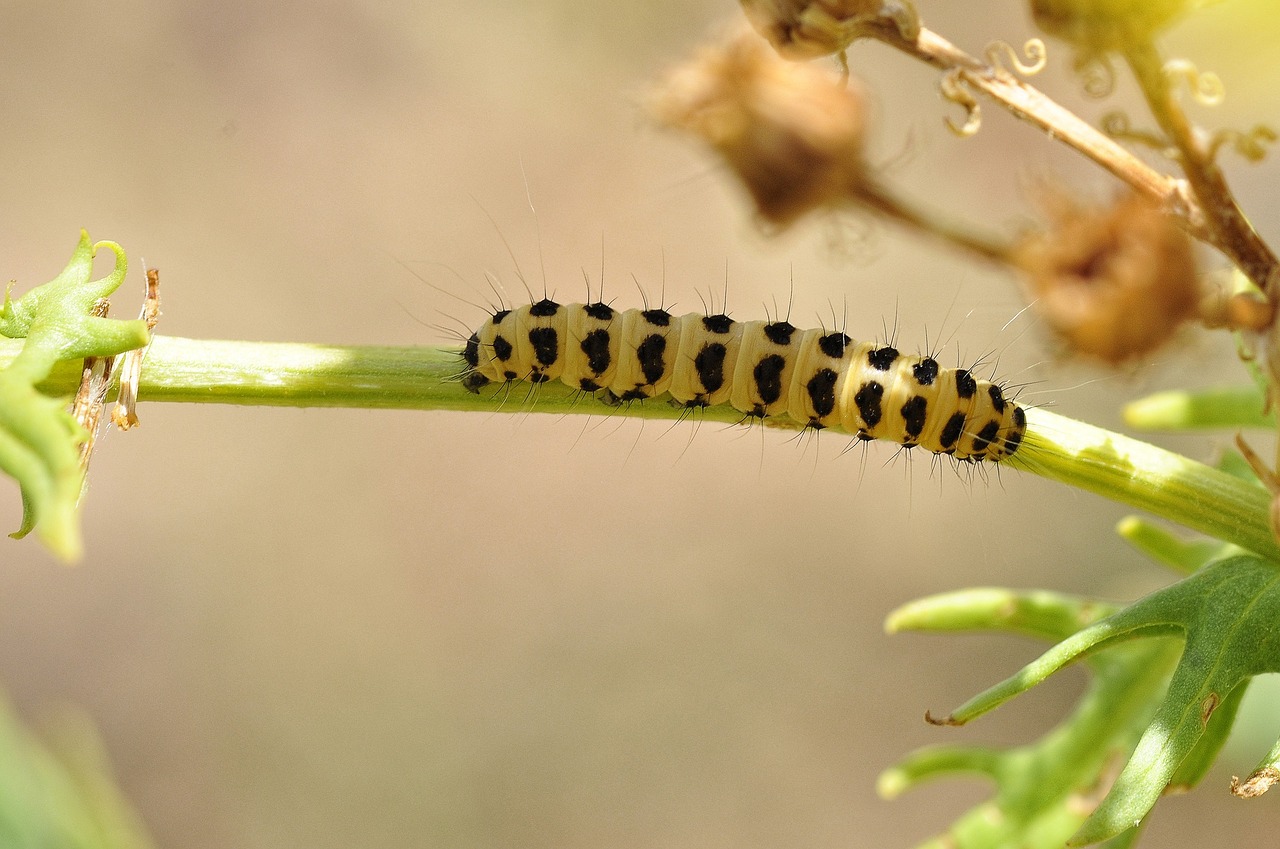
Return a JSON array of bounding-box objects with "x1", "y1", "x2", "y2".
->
[
  {"x1": 1071, "y1": 555, "x2": 1280, "y2": 844},
  {"x1": 906, "y1": 556, "x2": 1280, "y2": 846},
  {"x1": 1166, "y1": 678, "x2": 1249, "y2": 792},
  {"x1": 0, "y1": 231, "x2": 150, "y2": 559},
  {"x1": 0, "y1": 380, "x2": 86, "y2": 552},
  {"x1": 883, "y1": 589, "x2": 1177, "y2": 849}
]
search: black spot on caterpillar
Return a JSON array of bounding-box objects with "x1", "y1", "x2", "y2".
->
[{"x1": 462, "y1": 300, "x2": 1027, "y2": 462}]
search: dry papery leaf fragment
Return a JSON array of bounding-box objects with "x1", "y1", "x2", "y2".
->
[
  {"x1": 739, "y1": 0, "x2": 921, "y2": 59},
  {"x1": 1013, "y1": 192, "x2": 1200, "y2": 365},
  {"x1": 1231, "y1": 767, "x2": 1280, "y2": 799},
  {"x1": 651, "y1": 26, "x2": 867, "y2": 228}
]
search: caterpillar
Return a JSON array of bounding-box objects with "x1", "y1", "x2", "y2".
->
[{"x1": 461, "y1": 299, "x2": 1027, "y2": 462}]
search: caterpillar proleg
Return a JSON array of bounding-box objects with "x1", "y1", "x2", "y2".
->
[{"x1": 462, "y1": 300, "x2": 1026, "y2": 462}]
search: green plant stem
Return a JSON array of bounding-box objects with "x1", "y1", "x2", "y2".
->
[
  {"x1": 11, "y1": 336, "x2": 756, "y2": 421},
  {"x1": 4, "y1": 335, "x2": 1274, "y2": 560},
  {"x1": 1013, "y1": 408, "x2": 1279, "y2": 562}
]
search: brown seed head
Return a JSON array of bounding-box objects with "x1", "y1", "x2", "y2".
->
[
  {"x1": 651, "y1": 28, "x2": 868, "y2": 228},
  {"x1": 1013, "y1": 193, "x2": 1199, "y2": 364},
  {"x1": 740, "y1": 0, "x2": 921, "y2": 59},
  {"x1": 1030, "y1": 0, "x2": 1188, "y2": 53}
]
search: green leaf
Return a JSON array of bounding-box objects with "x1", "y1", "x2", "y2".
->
[
  {"x1": 912, "y1": 556, "x2": 1280, "y2": 845},
  {"x1": 882, "y1": 588, "x2": 1176, "y2": 849},
  {"x1": 0, "y1": 231, "x2": 149, "y2": 560},
  {"x1": 885, "y1": 587, "x2": 1119, "y2": 643},
  {"x1": 0, "y1": 694, "x2": 153, "y2": 849},
  {"x1": 1166, "y1": 678, "x2": 1249, "y2": 792},
  {"x1": 1123, "y1": 387, "x2": 1272, "y2": 431},
  {"x1": 1095, "y1": 823, "x2": 1145, "y2": 849},
  {"x1": 1114, "y1": 516, "x2": 1240, "y2": 575},
  {"x1": 1072, "y1": 555, "x2": 1280, "y2": 843},
  {"x1": 1216, "y1": 449, "x2": 1265, "y2": 486}
]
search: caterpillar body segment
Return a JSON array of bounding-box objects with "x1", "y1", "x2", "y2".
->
[
  {"x1": 612, "y1": 307, "x2": 680, "y2": 401},
  {"x1": 731, "y1": 320, "x2": 803, "y2": 419},
  {"x1": 670, "y1": 312, "x2": 742, "y2": 408},
  {"x1": 788, "y1": 329, "x2": 854, "y2": 430},
  {"x1": 563, "y1": 301, "x2": 619, "y2": 392},
  {"x1": 512, "y1": 298, "x2": 569, "y2": 385},
  {"x1": 466, "y1": 307, "x2": 520, "y2": 387},
  {"x1": 462, "y1": 300, "x2": 1027, "y2": 462}
]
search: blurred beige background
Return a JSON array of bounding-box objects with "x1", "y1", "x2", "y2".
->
[{"x1": 1, "y1": 1, "x2": 1277, "y2": 847}]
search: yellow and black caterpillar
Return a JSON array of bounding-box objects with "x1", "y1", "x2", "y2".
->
[{"x1": 463, "y1": 299, "x2": 1026, "y2": 462}]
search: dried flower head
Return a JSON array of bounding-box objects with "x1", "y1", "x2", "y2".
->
[
  {"x1": 740, "y1": 0, "x2": 921, "y2": 59},
  {"x1": 651, "y1": 27, "x2": 867, "y2": 228},
  {"x1": 1013, "y1": 193, "x2": 1199, "y2": 364},
  {"x1": 1030, "y1": 0, "x2": 1188, "y2": 54}
]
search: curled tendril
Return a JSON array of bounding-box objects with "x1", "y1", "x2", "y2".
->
[
  {"x1": 1075, "y1": 53, "x2": 1116, "y2": 99},
  {"x1": 984, "y1": 38, "x2": 1048, "y2": 77},
  {"x1": 1208, "y1": 125, "x2": 1278, "y2": 164},
  {"x1": 940, "y1": 69, "x2": 981, "y2": 137},
  {"x1": 1099, "y1": 111, "x2": 1131, "y2": 137},
  {"x1": 1101, "y1": 111, "x2": 1173, "y2": 154},
  {"x1": 1162, "y1": 59, "x2": 1225, "y2": 106}
]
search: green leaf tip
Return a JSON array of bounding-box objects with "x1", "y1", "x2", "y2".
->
[
  {"x1": 1115, "y1": 515, "x2": 1239, "y2": 575},
  {"x1": 885, "y1": 587, "x2": 1117, "y2": 643},
  {"x1": 1068, "y1": 555, "x2": 1280, "y2": 844},
  {"x1": 0, "y1": 232, "x2": 151, "y2": 561},
  {"x1": 876, "y1": 744, "x2": 1001, "y2": 800},
  {"x1": 900, "y1": 556, "x2": 1280, "y2": 846},
  {"x1": 1123, "y1": 387, "x2": 1272, "y2": 431},
  {"x1": 884, "y1": 637, "x2": 1174, "y2": 849}
]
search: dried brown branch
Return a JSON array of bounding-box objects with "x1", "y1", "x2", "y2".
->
[
  {"x1": 858, "y1": 21, "x2": 1213, "y2": 243},
  {"x1": 851, "y1": 177, "x2": 1013, "y2": 264},
  {"x1": 1122, "y1": 41, "x2": 1280, "y2": 294}
]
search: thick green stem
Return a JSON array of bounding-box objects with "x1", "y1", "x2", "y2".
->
[
  {"x1": 15, "y1": 336, "x2": 758, "y2": 422},
  {"x1": 1012, "y1": 408, "x2": 1278, "y2": 561},
  {"x1": 5, "y1": 336, "x2": 1274, "y2": 560}
]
